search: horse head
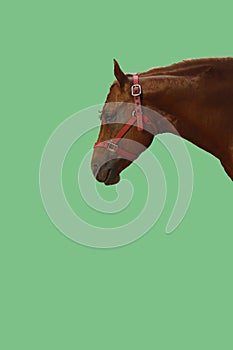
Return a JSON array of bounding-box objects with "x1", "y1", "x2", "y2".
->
[{"x1": 91, "y1": 60, "x2": 156, "y2": 185}]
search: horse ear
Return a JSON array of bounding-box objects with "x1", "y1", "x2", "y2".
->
[{"x1": 113, "y1": 59, "x2": 129, "y2": 88}]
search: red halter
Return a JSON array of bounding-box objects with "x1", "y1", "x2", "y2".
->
[{"x1": 94, "y1": 75, "x2": 158, "y2": 161}]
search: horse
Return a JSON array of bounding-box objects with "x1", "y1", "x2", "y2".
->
[{"x1": 91, "y1": 58, "x2": 233, "y2": 185}]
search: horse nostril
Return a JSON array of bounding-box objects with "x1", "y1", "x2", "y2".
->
[{"x1": 92, "y1": 163, "x2": 99, "y2": 176}]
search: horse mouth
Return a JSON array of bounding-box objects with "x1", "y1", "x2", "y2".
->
[
  {"x1": 96, "y1": 168, "x2": 120, "y2": 185},
  {"x1": 104, "y1": 169, "x2": 120, "y2": 185}
]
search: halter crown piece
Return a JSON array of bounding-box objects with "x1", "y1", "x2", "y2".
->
[{"x1": 94, "y1": 75, "x2": 158, "y2": 161}]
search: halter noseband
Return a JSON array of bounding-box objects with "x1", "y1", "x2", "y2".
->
[{"x1": 94, "y1": 74, "x2": 158, "y2": 161}]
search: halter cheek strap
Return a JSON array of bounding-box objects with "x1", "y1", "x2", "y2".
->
[
  {"x1": 94, "y1": 74, "x2": 158, "y2": 161},
  {"x1": 131, "y1": 75, "x2": 143, "y2": 131},
  {"x1": 94, "y1": 113, "x2": 138, "y2": 161}
]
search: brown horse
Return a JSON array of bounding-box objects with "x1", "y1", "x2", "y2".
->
[{"x1": 92, "y1": 57, "x2": 233, "y2": 185}]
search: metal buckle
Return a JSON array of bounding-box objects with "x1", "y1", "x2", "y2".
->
[
  {"x1": 131, "y1": 84, "x2": 142, "y2": 96},
  {"x1": 107, "y1": 141, "x2": 118, "y2": 152},
  {"x1": 132, "y1": 110, "x2": 136, "y2": 117}
]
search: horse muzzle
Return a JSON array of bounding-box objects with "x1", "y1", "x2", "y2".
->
[{"x1": 91, "y1": 160, "x2": 121, "y2": 185}]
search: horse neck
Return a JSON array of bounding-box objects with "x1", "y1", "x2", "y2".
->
[{"x1": 140, "y1": 74, "x2": 228, "y2": 160}]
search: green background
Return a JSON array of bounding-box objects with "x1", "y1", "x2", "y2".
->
[{"x1": 1, "y1": 0, "x2": 233, "y2": 349}]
